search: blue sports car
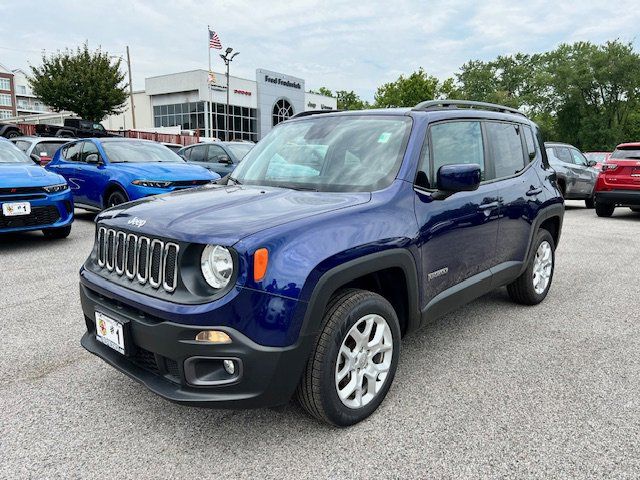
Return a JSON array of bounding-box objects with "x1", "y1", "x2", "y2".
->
[
  {"x1": 0, "y1": 137, "x2": 74, "y2": 238},
  {"x1": 46, "y1": 138, "x2": 219, "y2": 210}
]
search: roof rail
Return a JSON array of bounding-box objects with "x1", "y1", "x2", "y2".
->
[
  {"x1": 290, "y1": 109, "x2": 340, "y2": 119},
  {"x1": 412, "y1": 99, "x2": 525, "y2": 117}
]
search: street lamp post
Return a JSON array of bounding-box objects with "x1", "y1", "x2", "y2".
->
[{"x1": 219, "y1": 47, "x2": 239, "y2": 141}]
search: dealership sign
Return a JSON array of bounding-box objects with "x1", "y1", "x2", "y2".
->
[{"x1": 264, "y1": 75, "x2": 301, "y2": 90}]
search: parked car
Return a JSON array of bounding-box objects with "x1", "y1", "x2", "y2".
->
[
  {"x1": 0, "y1": 122, "x2": 22, "y2": 139},
  {"x1": 178, "y1": 141, "x2": 254, "y2": 176},
  {"x1": 584, "y1": 151, "x2": 611, "y2": 170},
  {"x1": 10, "y1": 136, "x2": 72, "y2": 165},
  {"x1": 161, "y1": 142, "x2": 184, "y2": 153},
  {"x1": 0, "y1": 138, "x2": 73, "y2": 238},
  {"x1": 594, "y1": 142, "x2": 640, "y2": 217},
  {"x1": 545, "y1": 142, "x2": 599, "y2": 208},
  {"x1": 35, "y1": 118, "x2": 118, "y2": 138},
  {"x1": 45, "y1": 138, "x2": 219, "y2": 211},
  {"x1": 78, "y1": 100, "x2": 564, "y2": 426}
]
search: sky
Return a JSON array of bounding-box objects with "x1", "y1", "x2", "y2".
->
[{"x1": 1, "y1": 0, "x2": 638, "y2": 101}]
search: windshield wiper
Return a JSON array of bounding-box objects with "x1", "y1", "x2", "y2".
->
[
  {"x1": 278, "y1": 183, "x2": 319, "y2": 192},
  {"x1": 228, "y1": 176, "x2": 242, "y2": 185}
]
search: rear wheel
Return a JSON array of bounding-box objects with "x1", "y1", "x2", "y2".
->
[
  {"x1": 106, "y1": 189, "x2": 128, "y2": 208},
  {"x1": 5, "y1": 130, "x2": 20, "y2": 139},
  {"x1": 595, "y1": 202, "x2": 615, "y2": 217},
  {"x1": 507, "y1": 229, "x2": 555, "y2": 305},
  {"x1": 296, "y1": 289, "x2": 401, "y2": 426},
  {"x1": 42, "y1": 225, "x2": 71, "y2": 239}
]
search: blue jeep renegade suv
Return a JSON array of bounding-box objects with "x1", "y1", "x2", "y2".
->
[{"x1": 79, "y1": 100, "x2": 564, "y2": 426}]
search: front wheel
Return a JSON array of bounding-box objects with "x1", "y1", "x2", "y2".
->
[
  {"x1": 5, "y1": 130, "x2": 20, "y2": 139},
  {"x1": 42, "y1": 225, "x2": 72, "y2": 239},
  {"x1": 595, "y1": 202, "x2": 615, "y2": 217},
  {"x1": 507, "y1": 229, "x2": 555, "y2": 305},
  {"x1": 106, "y1": 189, "x2": 128, "y2": 208},
  {"x1": 296, "y1": 289, "x2": 401, "y2": 426}
]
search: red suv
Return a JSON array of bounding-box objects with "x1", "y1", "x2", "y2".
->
[{"x1": 594, "y1": 142, "x2": 640, "y2": 217}]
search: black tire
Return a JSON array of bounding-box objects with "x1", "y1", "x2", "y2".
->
[
  {"x1": 5, "y1": 130, "x2": 20, "y2": 139},
  {"x1": 296, "y1": 289, "x2": 401, "y2": 427},
  {"x1": 507, "y1": 229, "x2": 555, "y2": 305},
  {"x1": 585, "y1": 198, "x2": 595, "y2": 209},
  {"x1": 42, "y1": 225, "x2": 72, "y2": 239},
  {"x1": 105, "y1": 189, "x2": 128, "y2": 208},
  {"x1": 595, "y1": 202, "x2": 615, "y2": 217}
]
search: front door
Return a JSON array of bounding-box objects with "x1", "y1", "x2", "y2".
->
[
  {"x1": 414, "y1": 120, "x2": 500, "y2": 303},
  {"x1": 206, "y1": 144, "x2": 235, "y2": 176},
  {"x1": 74, "y1": 141, "x2": 110, "y2": 207}
]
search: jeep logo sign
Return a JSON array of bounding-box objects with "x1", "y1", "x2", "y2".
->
[{"x1": 127, "y1": 217, "x2": 146, "y2": 228}]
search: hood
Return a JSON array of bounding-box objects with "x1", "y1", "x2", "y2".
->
[
  {"x1": 113, "y1": 162, "x2": 217, "y2": 180},
  {"x1": 98, "y1": 185, "x2": 371, "y2": 245},
  {"x1": 0, "y1": 163, "x2": 66, "y2": 187}
]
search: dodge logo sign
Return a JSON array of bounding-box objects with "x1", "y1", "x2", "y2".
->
[{"x1": 127, "y1": 217, "x2": 147, "y2": 228}]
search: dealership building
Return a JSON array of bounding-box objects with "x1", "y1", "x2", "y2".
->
[{"x1": 104, "y1": 68, "x2": 337, "y2": 141}]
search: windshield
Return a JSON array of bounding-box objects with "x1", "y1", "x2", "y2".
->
[
  {"x1": 231, "y1": 115, "x2": 411, "y2": 192},
  {"x1": 226, "y1": 143, "x2": 253, "y2": 160},
  {"x1": 611, "y1": 148, "x2": 640, "y2": 160},
  {"x1": 103, "y1": 141, "x2": 186, "y2": 163},
  {"x1": 0, "y1": 140, "x2": 32, "y2": 164}
]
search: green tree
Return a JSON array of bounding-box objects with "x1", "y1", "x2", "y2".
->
[
  {"x1": 374, "y1": 68, "x2": 441, "y2": 107},
  {"x1": 311, "y1": 87, "x2": 370, "y2": 110},
  {"x1": 30, "y1": 43, "x2": 128, "y2": 121}
]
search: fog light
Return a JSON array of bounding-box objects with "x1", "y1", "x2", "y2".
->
[
  {"x1": 223, "y1": 359, "x2": 235, "y2": 375},
  {"x1": 195, "y1": 330, "x2": 231, "y2": 344}
]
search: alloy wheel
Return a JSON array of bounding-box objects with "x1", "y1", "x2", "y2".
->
[
  {"x1": 335, "y1": 313, "x2": 393, "y2": 409},
  {"x1": 532, "y1": 240, "x2": 553, "y2": 294}
]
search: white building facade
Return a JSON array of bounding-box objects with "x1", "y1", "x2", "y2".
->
[{"x1": 106, "y1": 68, "x2": 337, "y2": 141}]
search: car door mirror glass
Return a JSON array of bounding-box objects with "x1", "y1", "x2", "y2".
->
[
  {"x1": 218, "y1": 155, "x2": 232, "y2": 164},
  {"x1": 30, "y1": 153, "x2": 41, "y2": 164},
  {"x1": 587, "y1": 159, "x2": 597, "y2": 167}
]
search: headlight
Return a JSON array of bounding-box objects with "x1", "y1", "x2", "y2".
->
[
  {"x1": 201, "y1": 245, "x2": 233, "y2": 289},
  {"x1": 132, "y1": 180, "x2": 173, "y2": 188},
  {"x1": 43, "y1": 183, "x2": 68, "y2": 193}
]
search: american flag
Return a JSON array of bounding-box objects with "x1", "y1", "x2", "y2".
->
[{"x1": 209, "y1": 29, "x2": 222, "y2": 49}]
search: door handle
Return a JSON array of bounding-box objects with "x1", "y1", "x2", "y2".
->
[
  {"x1": 478, "y1": 201, "x2": 499, "y2": 211},
  {"x1": 526, "y1": 187, "x2": 542, "y2": 196}
]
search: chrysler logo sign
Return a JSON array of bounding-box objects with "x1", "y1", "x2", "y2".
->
[{"x1": 127, "y1": 217, "x2": 147, "y2": 228}]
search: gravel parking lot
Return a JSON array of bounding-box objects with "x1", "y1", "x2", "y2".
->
[{"x1": 1, "y1": 201, "x2": 639, "y2": 479}]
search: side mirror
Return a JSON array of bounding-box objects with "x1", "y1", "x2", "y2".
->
[
  {"x1": 437, "y1": 164, "x2": 482, "y2": 193},
  {"x1": 218, "y1": 155, "x2": 232, "y2": 164},
  {"x1": 30, "y1": 153, "x2": 42, "y2": 164},
  {"x1": 587, "y1": 159, "x2": 597, "y2": 167},
  {"x1": 85, "y1": 153, "x2": 100, "y2": 164}
]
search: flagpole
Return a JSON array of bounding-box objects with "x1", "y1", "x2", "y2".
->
[{"x1": 207, "y1": 25, "x2": 212, "y2": 138}]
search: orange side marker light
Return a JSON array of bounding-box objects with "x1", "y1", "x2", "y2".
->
[{"x1": 254, "y1": 248, "x2": 269, "y2": 281}]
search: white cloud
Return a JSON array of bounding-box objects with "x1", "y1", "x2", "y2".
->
[{"x1": 0, "y1": 0, "x2": 638, "y2": 101}]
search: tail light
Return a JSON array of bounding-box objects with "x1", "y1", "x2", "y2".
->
[{"x1": 601, "y1": 163, "x2": 618, "y2": 172}]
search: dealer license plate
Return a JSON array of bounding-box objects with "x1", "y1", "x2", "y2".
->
[
  {"x1": 95, "y1": 311, "x2": 126, "y2": 354},
  {"x1": 2, "y1": 202, "x2": 31, "y2": 216}
]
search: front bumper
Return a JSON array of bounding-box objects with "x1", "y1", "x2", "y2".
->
[
  {"x1": 0, "y1": 189, "x2": 74, "y2": 234},
  {"x1": 595, "y1": 189, "x2": 640, "y2": 206},
  {"x1": 80, "y1": 283, "x2": 314, "y2": 408}
]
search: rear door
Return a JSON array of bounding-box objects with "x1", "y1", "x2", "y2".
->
[
  {"x1": 554, "y1": 147, "x2": 581, "y2": 196},
  {"x1": 186, "y1": 144, "x2": 209, "y2": 170}
]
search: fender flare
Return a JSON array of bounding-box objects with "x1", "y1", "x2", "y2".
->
[
  {"x1": 521, "y1": 202, "x2": 564, "y2": 275},
  {"x1": 298, "y1": 248, "x2": 421, "y2": 340}
]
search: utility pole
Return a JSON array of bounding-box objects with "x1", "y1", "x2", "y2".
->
[
  {"x1": 126, "y1": 46, "x2": 136, "y2": 129},
  {"x1": 220, "y1": 47, "x2": 239, "y2": 141}
]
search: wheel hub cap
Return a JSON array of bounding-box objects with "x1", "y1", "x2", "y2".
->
[
  {"x1": 335, "y1": 313, "x2": 393, "y2": 409},
  {"x1": 532, "y1": 240, "x2": 553, "y2": 294}
]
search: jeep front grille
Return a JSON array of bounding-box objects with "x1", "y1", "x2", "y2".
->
[{"x1": 96, "y1": 227, "x2": 179, "y2": 293}]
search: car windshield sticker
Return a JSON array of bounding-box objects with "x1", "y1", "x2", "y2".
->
[{"x1": 378, "y1": 132, "x2": 391, "y2": 143}]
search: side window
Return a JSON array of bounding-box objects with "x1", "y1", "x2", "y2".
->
[
  {"x1": 80, "y1": 121, "x2": 92, "y2": 130},
  {"x1": 180, "y1": 148, "x2": 191, "y2": 160},
  {"x1": 63, "y1": 142, "x2": 83, "y2": 162},
  {"x1": 430, "y1": 121, "x2": 484, "y2": 183},
  {"x1": 14, "y1": 140, "x2": 30, "y2": 152},
  {"x1": 93, "y1": 123, "x2": 105, "y2": 132},
  {"x1": 189, "y1": 145, "x2": 207, "y2": 162},
  {"x1": 555, "y1": 147, "x2": 573, "y2": 164},
  {"x1": 485, "y1": 122, "x2": 526, "y2": 179},
  {"x1": 207, "y1": 145, "x2": 226, "y2": 162},
  {"x1": 415, "y1": 136, "x2": 431, "y2": 189},
  {"x1": 522, "y1": 125, "x2": 536, "y2": 161},
  {"x1": 80, "y1": 141, "x2": 99, "y2": 162},
  {"x1": 570, "y1": 148, "x2": 588, "y2": 166}
]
